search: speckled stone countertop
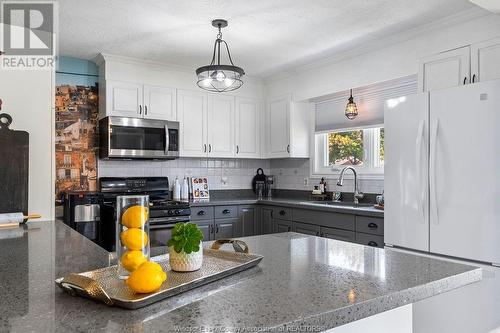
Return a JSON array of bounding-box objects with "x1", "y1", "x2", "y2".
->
[
  {"x1": 190, "y1": 197, "x2": 385, "y2": 217},
  {"x1": 0, "y1": 220, "x2": 480, "y2": 332}
]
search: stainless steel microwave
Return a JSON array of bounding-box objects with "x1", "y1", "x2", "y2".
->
[{"x1": 99, "y1": 117, "x2": 179, "y2": 159}]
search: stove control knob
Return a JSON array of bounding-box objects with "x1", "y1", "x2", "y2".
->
[{"x1": 174, "y1": 210, "x2": 181, "y2": 215}]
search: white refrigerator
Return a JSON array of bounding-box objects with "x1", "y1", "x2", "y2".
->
[{"x1": 384, "y1": 79, "x2": 500, "y2": 264}]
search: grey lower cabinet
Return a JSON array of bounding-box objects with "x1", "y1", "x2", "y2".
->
[
  {"x1": 214, "y1": 218, "x2": 240, "y2": 239},
  {"x1": 292, "y1": 221, "x2": 320, "y2": 236},
  {"x1": 260, "y1": 207, "x2": 274, "y2": 235},
  {"x1": 193, "y1": 219, "x2": 213, "y2": 241},
  {"x1": 321, "y1": 226, "x2": 355, "y2": 242},
  {"x1": 238, "y1": 205, "x2": 258, "y2": 237},
  {"x1": 273, "y1": 218, "x2": 292, "y2": 233}
]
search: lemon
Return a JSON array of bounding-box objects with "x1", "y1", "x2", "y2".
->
[
  {"x1": 120, "y1": 250, "x2": 147, "y2": 272},
  {"x1": 121, "y1": 205, "x2": 148, "y2": 228},
  {"x1": 125, "y1": 266, "x2": 167, "y2": 293},
  {"x1": 139, "y1": 261, "x2": 163, "y2": 272},
  {"x1": 120, "y1": 228, "x2": 149, "y2": 250}
]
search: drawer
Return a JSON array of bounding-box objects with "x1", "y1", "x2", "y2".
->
[
  {"x1": 356, "y1": 216, "x2": 384, "y2": 236},
  {"x1": 320, "y1": 226, "x2": 355, "y2": 242},
  {"x1": 293, "y1": 222, "x2": 320, "y2": 236},
  {"x1": 214, "y1": 205, "x2": 238, "y2": 219},
  {"x1": 355, "y1": 232, "x2": 384, "y2": 248},
  {"x1": 293, "y1": 209, "x2": 355, "y2": 231},
  {"x1": 273, "y1": 206, "x2": 292, "y2": 221},
  {"x1": 190, "y1": 206, "x2": 214, "y2": 221}
]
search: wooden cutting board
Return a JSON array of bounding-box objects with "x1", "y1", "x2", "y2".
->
[{"x1": 0, "y1": 112, "x2": 29, "y2": 215}]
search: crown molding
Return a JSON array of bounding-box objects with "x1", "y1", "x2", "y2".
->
[
  {"x1": 264, "y1": 6, "x2": 490, "y2": 84},
  {"x1": 92, "y1": 53, "x2": 264, "y2": 85}
]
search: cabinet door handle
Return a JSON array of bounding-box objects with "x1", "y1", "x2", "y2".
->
[
  {"x1": 368, "y1": 241, "x2": 378, "y2": 247},
  {"x1": 236, "y1": 145, "x2": 239, "y2": 154},
  {"x1": 144, "y1": 105, "x2": 148, "y2": 116},
  {"x1": 209, "y1": 224, "x2": 213, "y2": 234},
  {"x1": 463, "y1": 77, "x2": 467, "y2": 85},
  {"x1": 203, "y1": 144, "x2": 207, "y2": 153},
  {"x1": 270, "y1": 210, "x2": 273, "y2": 219},
  {"x1": 209, "y1": 144, "x2": 212, "y2": 153},
  {"x1": 139, "y1": 105, "x2": 142, "y2": 115},
  {"x1": 315, "y1": 231, "x2": 320, "y2": 236},
  {"x1": 287, "y1": 144, "x2": 290, "y2": 153},
  {"x1": 368, "y1": 223, "x2": 378, "y2": 229},
  {"x1": 287, "y1": 226, "x2": 291, "y2": 231},
  {"x1": 216, "y1": 225, "x2": 219, "y2": 233},
  {"x1": 197, "y1": 210, "x2": 206, "y2": 216},
  {"x1": 222, "y1": 209, "x2": 230, "y2": 214},
  {"x1": 472, "y1": 74, "x2": 476, "y2": 83}
]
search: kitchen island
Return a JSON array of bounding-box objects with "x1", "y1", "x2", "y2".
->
[{"x1": 0, "y1": 220, "x2": 480, "y2": 332}]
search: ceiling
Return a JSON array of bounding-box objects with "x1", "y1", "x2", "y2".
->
[{"x1": 58, "y1": 0, "x2": 475, "y2": 78}]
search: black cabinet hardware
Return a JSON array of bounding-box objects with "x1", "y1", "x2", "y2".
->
[
  {"x1": 139, "y1": 105, "x2": 142, "y2": 114},
  {"x1": 197, "y1": 210, "x2": 206, "y2": 216},
  {"x1": 287, "y1": 144, "x2": 290, "y2": 153},
  {"x1": 203, "y1": 144, "x2": 207, "y2": 153},
  {"x1": 368, "y1": 241, "x2": 378, "y2": 247},
  {"x1": 222, "y1": 209, "x2": 230, "y2": 214},
  {"x1": 463, "y1": 77, "x2": 467, "y2": 85},
  {"x1": 236, "y1": 145, "x2": 239, "y2": 154},
  {"x1": 472, "y1": 74, "x2": 476, "y2": 83},
  {"x1": 368, "y1": 223, "x2": 378, "y2": 229},
  {"x1": 209, "y1": 144, "x2": 212, "y2": 153},
  {"x1": 279, "y1": 210, "x2": 286, "y2": 216},
  {"x1": 144, "y1": 105, "x2": 148, "y2": 115}
]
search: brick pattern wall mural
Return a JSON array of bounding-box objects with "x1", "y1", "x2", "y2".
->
[{"x1": 55, "y1": 84, "x2": 98, "y2": 199}]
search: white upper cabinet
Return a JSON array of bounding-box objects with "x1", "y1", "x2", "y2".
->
[
  {"x1": 143, "y1": 85, "x2": 176, "y2": 120},
  {"x1": 103, "y1": 80, "x2": 176, "y2": 120},
  {"x1": 418, "y1": 46, "x2": 471, "y2": 92},
  {"x1": 105, "y1": 80, "x2": 143, "y2": 118},
  {"x1": 266, "y1": 95, "x2": 310, "y2": 159},
  {"x1": 208, "y1": 94, "x2": 235, "y2": 158},
  {"x1": 267, "y1": 96, "x2": 290, "y2": 158},
  {"x1": 235, "y1": 97, "x2": 261, "y2": 158},
  {"x1": 177, "y1": 90, "x2": 208, "y2": 158},
  {"x1": 471, "y1": 37, "x2": 500, "y2": 83}
]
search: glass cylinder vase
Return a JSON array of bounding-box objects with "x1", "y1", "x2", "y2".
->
[{"x1": 116, "y1": 195, "x2": 150, "y2": 279}]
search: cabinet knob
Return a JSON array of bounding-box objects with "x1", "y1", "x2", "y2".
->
[
  {"x1": 368, "y1": 241, "x2": 378, "y2": 247},
  {"x1": 279, "y1": 210, "x2": 286, "y2": 216},
  {"x1": 222, "y1": 209, "x2": 230, "y2": 214},
  {"x1": 368, "y1": 223, "x2": 378, "y2": 229},
  {"x1": 197, "y1": 210, "x2": 205, "y2": 216}
]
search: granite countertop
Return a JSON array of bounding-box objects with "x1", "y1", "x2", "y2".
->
[
  {"x1": 190, "y1": 197, "x2": 384, "y2": 217},
  {"x1": 0, "y1": 220, "x2": 480, "y2": 332}
]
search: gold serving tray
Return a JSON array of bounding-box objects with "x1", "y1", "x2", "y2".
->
[{"x1": 55, "y1": 240, "x2": 263, "y2": 309}]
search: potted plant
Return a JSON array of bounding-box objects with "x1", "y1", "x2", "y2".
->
[{"x1": 167, "y1": 222, "x2": 204, "y2": 272}]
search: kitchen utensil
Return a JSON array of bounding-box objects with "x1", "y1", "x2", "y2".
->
[
  {"x1": 0, "y1": 108, "x2": 29, "y2": 216},
  {"x1": 251, "y1": 168, "x2": 266, "y2": 194},
  {"x1": 0, "y1": 213, "x2": 41, "y2": 224},
  {"x1": 55, "y1": 240, "x2": 263, "y2": 309}
]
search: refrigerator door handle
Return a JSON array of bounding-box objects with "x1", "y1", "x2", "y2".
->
[
  {"x1": 415, "y1": 120, "x2": 425, "y2": 222},
  {"x1": 431, "y1": 118, "x2": 440, "y2": 225}
]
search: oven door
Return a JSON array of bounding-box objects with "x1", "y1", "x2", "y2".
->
[
  {"x1": 102, "y1": 117, "x2": 179, "y2": 159},
  {"x1": 149, "y1": 216, "x2": 190, "y2": 248}
]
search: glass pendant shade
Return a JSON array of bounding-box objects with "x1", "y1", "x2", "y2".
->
[
  {"x1": 345, "y1": 89, "x2": 358, "y2": 120},
  {"x1": 196, "y1": 20, "x2": 245, "y2": 92}
]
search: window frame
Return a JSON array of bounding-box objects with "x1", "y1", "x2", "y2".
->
[{"x1": 310, "y1": 124, "x2": 384, "y2": 179}]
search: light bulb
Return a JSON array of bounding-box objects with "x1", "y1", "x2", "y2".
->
[
  {"x1": 215, "y1": 71, "x2": 226, "y2": 82},
  {"x1": 224, "y1": 78, "x2": 234, "y2": 87}
]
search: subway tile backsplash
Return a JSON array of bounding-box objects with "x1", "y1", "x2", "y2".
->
[
  {"x1": 98, "y1": 157, "x2": 384, "y2": 194},
  {"x1": 98, "y1": 158, "x2": 271, "y2": 191}
]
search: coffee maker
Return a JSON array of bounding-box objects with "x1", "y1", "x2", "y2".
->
[{"x1": 265, "y1": 175, "x2": 274, "y2": 198}]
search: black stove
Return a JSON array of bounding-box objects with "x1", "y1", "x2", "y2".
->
[{"x1": 98, "y1": 177, "x2": 191, "y2": 251}]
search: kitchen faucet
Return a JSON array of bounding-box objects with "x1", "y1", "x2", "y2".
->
[{"x1": 337, "y1": 166, "x2": 364, "y2": 204}]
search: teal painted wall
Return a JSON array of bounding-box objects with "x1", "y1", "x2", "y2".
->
[{"x1": 56, "y1": 56, "x2": 98, "y2": 86}]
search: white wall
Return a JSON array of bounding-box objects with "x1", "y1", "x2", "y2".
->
[
  {"x1": 265, "y1": 9, "x2": 500, "y2": 101},
  {"x1": 0, "y1": 69, "x2": 54, "y2": 220}
]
